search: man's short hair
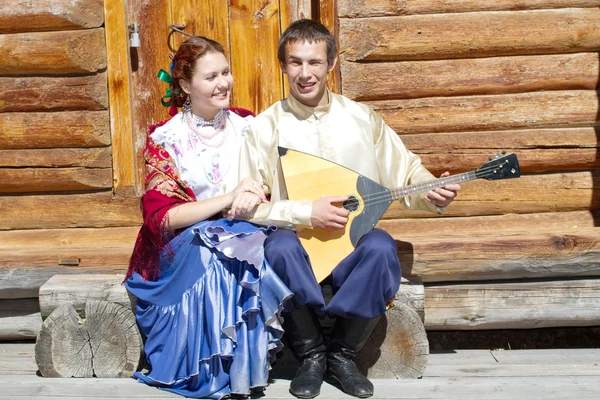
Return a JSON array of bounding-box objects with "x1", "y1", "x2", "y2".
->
[{"x1": 277, "y1": 19, "x2": 337, "y2": 65}]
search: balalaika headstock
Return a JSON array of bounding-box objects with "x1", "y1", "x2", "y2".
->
[{"x1": 475, "y1": 153, "x2": 521, "y2": 181}]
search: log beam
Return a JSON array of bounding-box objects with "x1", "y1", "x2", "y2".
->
[
  {"x1": 424, "y1": 278, "x2": 600, "y2": 330},
  {"x1": 342, "y1": 53, "x2": 599, "y2": 101},
  {"x1": 0, "y1": 148, "x2": 112, "y2": 168},
  {"x1": 0, "y1": 298, "x2": 41, "y2": 341},
  {"x1": 2, "y1": 168, "x2": 112, "y2": 194},
  {"x1": 0, "y1": 73, "x2": 108, "y2": 113},
  {"x1": 339, "y1": 0, "x2": 600, "y2": 17},
  {"x1": 0, "y1": 192, "x2": 142, "y2": 230},
  {"x1": 401, "y1": 127, "x2": 600, "y2": 175},
  {"x1": 341, "y1": 8, "x2": 600, "y2": 61},
  {"x1": 368, "y1": 90, "x2": 599, "y2": 135},
  {"x1": 384, "y1": 170, "x2": 600, "y2": 218},
  {"x1": 0, "y1": 0, "x2": 104, "y2": 34},
  {"x1": 0, "y1": 111, "x2": 110, "y2": 150},
  {"x1": 0, "y1": 29, "x2": 106, "y2": 75}
]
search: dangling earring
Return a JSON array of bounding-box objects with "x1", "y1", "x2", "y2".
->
[{"x1": 183, "y1": 95, "x2": 191, "y2": 113}]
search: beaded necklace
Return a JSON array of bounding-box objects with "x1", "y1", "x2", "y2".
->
[{"x1": 184, "y1": 109, "x2": 228, "y2": 148}]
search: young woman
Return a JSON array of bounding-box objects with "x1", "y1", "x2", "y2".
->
[{"x1": 125, "y1": 36, "x2": 292, "y2": 399}]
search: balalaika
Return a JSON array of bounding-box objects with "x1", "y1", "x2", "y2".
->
[{"x1": 278, "y1": 147, "x2": 521, "y2": 282}]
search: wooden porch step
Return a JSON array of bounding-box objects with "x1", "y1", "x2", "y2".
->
[{"x1": 1, "y1": 344, "x2": 599, "y2": 399}]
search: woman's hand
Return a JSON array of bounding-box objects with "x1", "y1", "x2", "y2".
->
[
  {"x1": 229, "y1": 177, "x2": 266, "y2": 203},
  {"x1": 227, "y1": 177, "x2": 268, "y2": 218},
  {"x1": 228, "y1": 192, "x2": 264, "y2": 219}
]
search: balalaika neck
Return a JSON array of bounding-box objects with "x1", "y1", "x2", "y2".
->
[{"x1": 390, "y1": 171, "x2": 478, "y2": 201}]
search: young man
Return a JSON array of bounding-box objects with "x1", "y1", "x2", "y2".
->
[{"x1": 235, "y1": 19, "x2": 460, "y2": 399}]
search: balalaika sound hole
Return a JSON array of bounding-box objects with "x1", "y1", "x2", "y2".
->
[{"x1": 343, "y1": 195, "x2": 360, "y2": 212}]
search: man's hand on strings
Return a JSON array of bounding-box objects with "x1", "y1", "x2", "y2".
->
[
  {"x1": 425, "y1": 171, "x2": 461, "y2": 208},
  {"x1": 311, "y1": 196, "x2": 350, "y2": 230}
]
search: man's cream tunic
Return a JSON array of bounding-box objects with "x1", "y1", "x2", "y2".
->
[{"x1": 232, "y1": 91, "x2": 442, "y2": 229}]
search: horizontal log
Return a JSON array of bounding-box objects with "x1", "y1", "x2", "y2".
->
[
  {"x1": 0, "y1": 29, "x2": 106, "y2": 75},
  {"x1": 402, "y1": 127, "x2": 600, "y2": 174},
  {"x1": 399, "y1": 228, "x2": 600, "y2": 282},
  {"x1": 0, "y1": 298, "x2": 41, "y2": 341},
  {"x1": 378, "y1": 210, "x2": 600, "y2": 237},
  {"x1": 38, "y1": 274, "x2": 424, "y2": 321},
  {"x1": 1, "y1": 168, "x2": 112, "y2": 194},
  {"x1": 383, "y1": 170, "x2": 600, "y2": 218},
  {"x1": 340, "y1": 8, "x2": 600, "y2": 61},
  {"x1": 342, "y1": 53, "x2": 599, "y2": 101},
  {"x1": 420, "y1": 149, "x2": 599, "y2": 176},
  {"x1": 0, "y1": 226, "x2": 139, "y2": 299},
  {"x1": 339, "y1": 0, "x2": 600, "y2": 17},
  {"x1": 369, "y1": 90, "x2": 598, "y2": 135},
  {"x1": 0, "y1": 0, "x2": 104, "y2": 33},
  {"x1": 0, "y1": 148, "x2": 111, "y2": 168},
  {"x1": 0, "y1": 192, "x2": 142, "y2": 230},
  {"x1": 0, "y1": 267, "x2": 129, "y2": 300},
  {"x1": 382, "y1": 211, "x2": 600, "y2": 282},
  {"x1": 424, "y1": 278, "x2": 600, "y2": 330},
  {"x1": 0, "y1": 73, "x2": 108, "y2": 113},
  {"x1": 39, "y1": 275, "x2": 135, "y2": 321},
  {"x1": 0, "y1": 111, "x2": 110, "y2": 150}
]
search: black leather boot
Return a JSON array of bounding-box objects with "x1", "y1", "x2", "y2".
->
[
  {"x1": 326, "y1": 316, "x2": 381, "y2": 398},
  {"x1": 283, "y1": 307, "x2": 327, "y2": 399}
]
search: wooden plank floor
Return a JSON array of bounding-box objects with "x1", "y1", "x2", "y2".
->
[{"x1": 1, "y1": 343, "x2": 599, "y2": 399}]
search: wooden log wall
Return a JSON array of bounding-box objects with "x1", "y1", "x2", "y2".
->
[
  {"x1": 0, "y1": 0, "x2": 142, "y2": 340},
  {"x1": 338, "y1": 0, "x2": 600, "y2": 330}
]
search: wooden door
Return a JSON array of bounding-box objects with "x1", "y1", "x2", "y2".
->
[{"x1": 125, "y1": 0, "x2": 322, "y2": 193}]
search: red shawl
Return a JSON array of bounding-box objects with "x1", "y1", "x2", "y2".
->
[{"x1": 126, "y1": 108, "x2": 255, "y2": 281}]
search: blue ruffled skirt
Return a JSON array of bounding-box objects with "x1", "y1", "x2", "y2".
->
[{"x1": 125, "y1": 219, "x2": 292, "y2": 399}]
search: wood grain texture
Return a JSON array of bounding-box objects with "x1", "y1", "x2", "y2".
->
[
  {"x1": 0, "y1": 227, "x2": 138, "y2": 299},
  {"x1": 0, "y1": 192, "x2": 142, "y2": 230},
  {"x1": 229, "y1": 0, "x2": 285, "y2": 113},
  {"x1": 319, "y1": 0, "x2": 341, "y2": 94},
  {"x1": 171, "y1": 0, "x2": 229, "y2": 52},
  {"x1": 383, "y1": 170, "x2": 600, "y2": 218},
  {"x1": 0, "y1": 148, "x2": 112, "y2": 168},
  {"x1": 0, "y1": 0, "x2": 104, "y2": 33},
  {"x1": 340, "y1": 8, "x2": 600, "y2": 61},
  {"x1": 0, "y1": 298, "x2": 41, "y2": 341},
  {"x1": 342, "y1": 53, "x2": 600, "y2": 101},
  {"x1": 1, "y1": 168, "x2": 112, "y2": 194},
  {"x1": 0, "y1": 73, "x2": 108, "y2": 113},
  {"x1": 0, "y1": 29, "x2": 106, "y2": 75},
  {"x1": 378, "y1": 210, "x2": 600, "y2": 237},
  {"x1": 338, "y1": 0, "x2": 600, "y2": 17},
  {"x1": 126, "y1": 0, "x2": 172, "y2": 196},
  {"x1": 280, "y1": 0, "x2": 312, "y2": 28},
  {"x1": 105, "y1": 0, "x2": 136, "y2": 195},
  {"x1": 39, "y1": 275, "x2": 136, "y2": 320},
  {"x1": 35, "y1": 301, "x2": 142, "y2": 378},
  {"x1": 357, "y1": 304, "x2": 429, "y2": 379},
  {"x1": 401, "y1": 127, "x2": 600, "y2": 174},
  {"x1": 368, "y1": 90, "x2": 599, "y2": 135},
  {"x1": 424, "y1": 278, "x2": 600, "y2": 330},
  {"x1": 397, "y1": 228, "x2": 600, "y2": 282},
  {"x1": 0, "y1": 111, "x2": 110, "y2": 149}
]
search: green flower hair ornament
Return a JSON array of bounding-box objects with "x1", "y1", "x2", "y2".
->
[{"x1": 158, "y1": 69, "x2": 180, "y2": 107}]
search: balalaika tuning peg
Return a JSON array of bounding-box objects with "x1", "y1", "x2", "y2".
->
[
  {"x1": 488, "y1": 156, "x2": 493, "y2": 161},
  {"x1": 501, "y1": 150, "x2": 507, "y2": 155},
  {"x1": 494, "y1": 153, "x2": 499, "y2": 159}
]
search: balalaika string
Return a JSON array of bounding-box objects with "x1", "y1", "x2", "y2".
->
[{"x1": 348, "y1": 161, "x2": 513, "y2": 208}]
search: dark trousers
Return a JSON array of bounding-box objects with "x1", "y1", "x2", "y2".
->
[{"x1": 264, "y1": 228, "x2": 401, "y2": 319}]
